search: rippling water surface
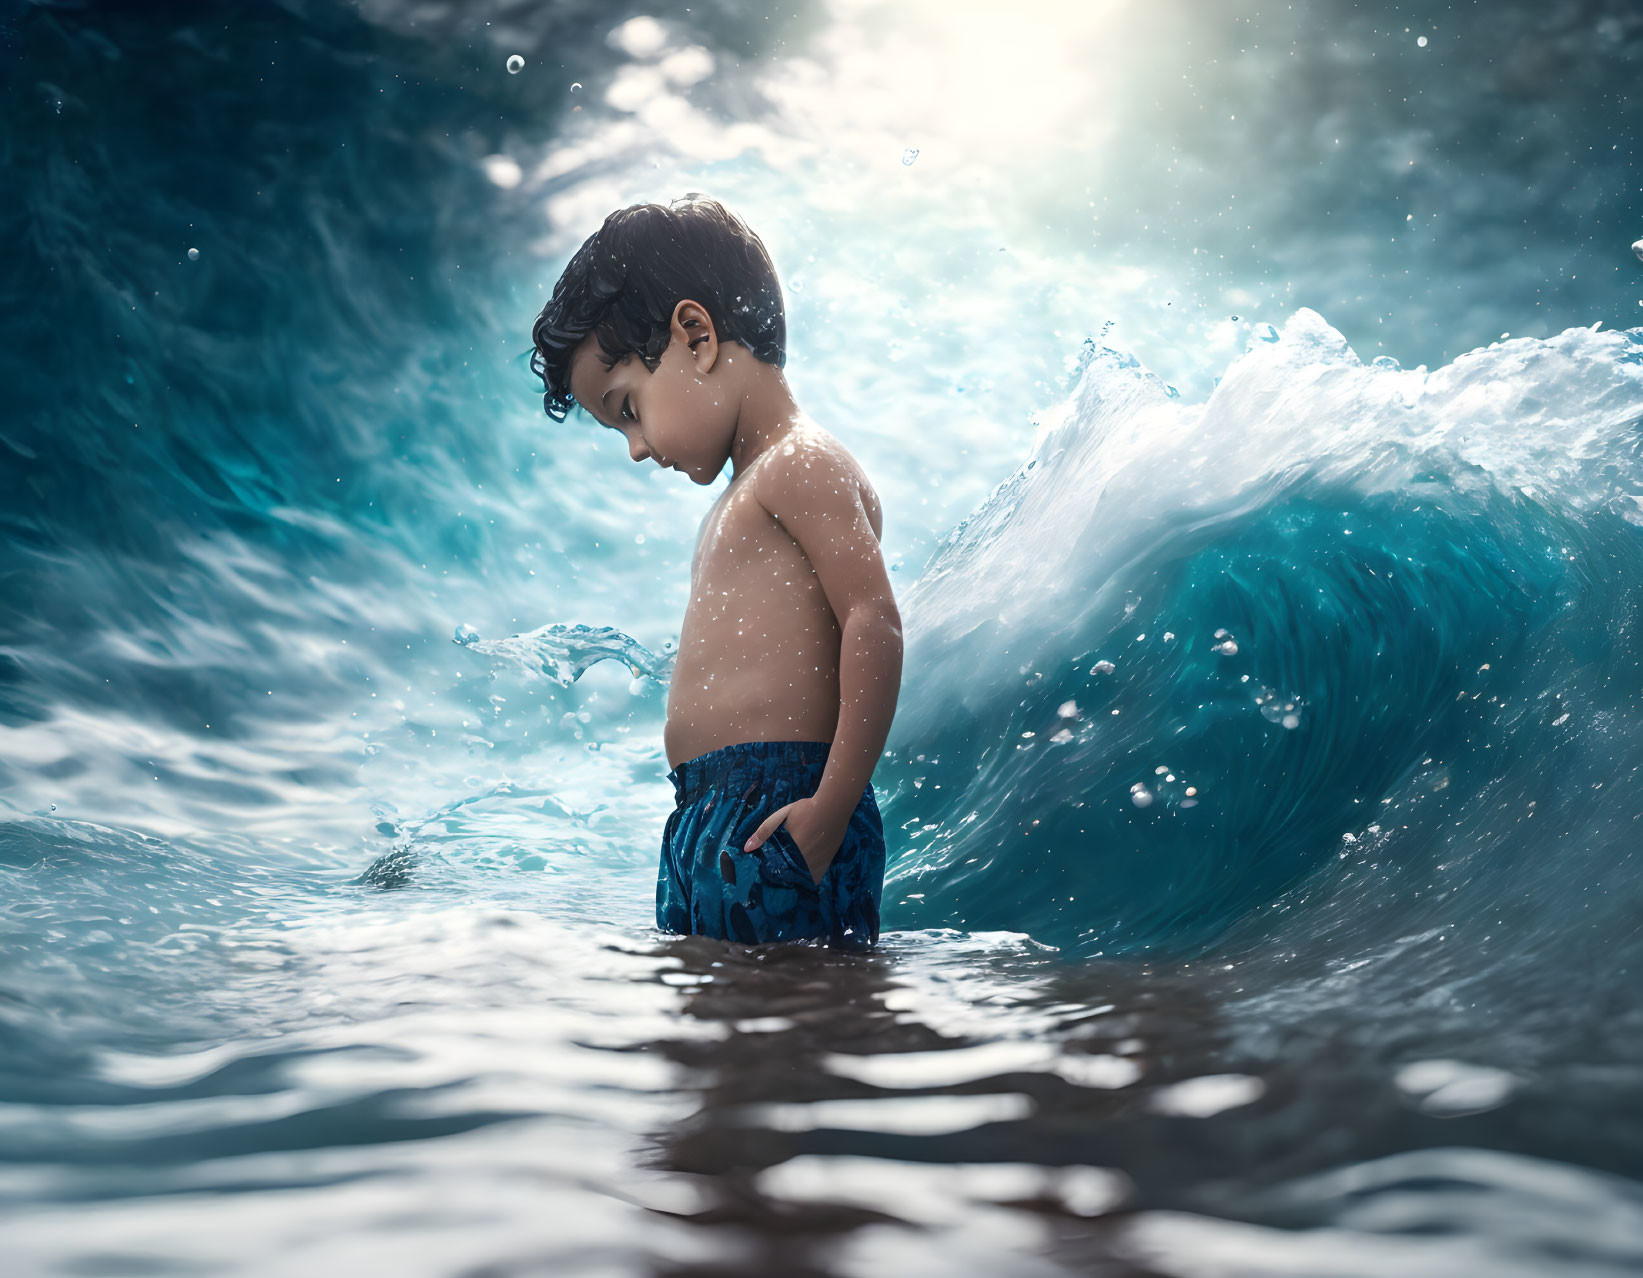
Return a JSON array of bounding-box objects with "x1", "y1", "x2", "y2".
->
[{"x1": 7, "y1": 1, "x2": 1643, "y2": 1274}]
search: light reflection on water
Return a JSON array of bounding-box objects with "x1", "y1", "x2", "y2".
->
[{"x1": 5, "y1": 836, "x2": 1643, "y2": 1275}]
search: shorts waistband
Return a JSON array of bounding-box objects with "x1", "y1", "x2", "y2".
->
[{"x1": 667, "y1": 739, "x2": 833, "y2": 806}]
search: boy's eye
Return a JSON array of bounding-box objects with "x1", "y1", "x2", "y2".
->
[{"x1": 620, "y1": 394, "x2": 635, "y2": 422}]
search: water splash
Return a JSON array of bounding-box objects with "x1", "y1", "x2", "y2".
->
[{"x1": 454, "y1": 622, "x2": 676, "y2": 686}]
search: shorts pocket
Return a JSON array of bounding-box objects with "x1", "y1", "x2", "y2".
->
[{"x1": 764, "y1": 823, "x2": 820, "y2": 891}]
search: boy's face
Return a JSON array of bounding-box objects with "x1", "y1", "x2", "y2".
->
[{"x1": 567, "y1": 300, "x2": 730, "y2": 485}]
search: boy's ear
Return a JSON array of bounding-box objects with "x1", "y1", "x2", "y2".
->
[{"x1": 671, "y1": 299, "x2": 719, "y2": 374}]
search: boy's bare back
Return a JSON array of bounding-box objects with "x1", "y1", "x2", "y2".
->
[{"x1": 665, "y1": 423, "x2": 884, "y2": 769}]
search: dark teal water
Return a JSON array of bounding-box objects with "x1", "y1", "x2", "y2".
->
[{"x1": 7, "y1": 2, "x2": 1643, "y2": 1275}]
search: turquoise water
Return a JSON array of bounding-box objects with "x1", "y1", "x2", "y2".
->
[{"x1": 7, "y1": 1, "x2": 1643, "y2": 1274}]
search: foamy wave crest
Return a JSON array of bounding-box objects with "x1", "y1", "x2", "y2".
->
[{"x1": 880, "y1": 310, "x2": 1643, "y2": 958}]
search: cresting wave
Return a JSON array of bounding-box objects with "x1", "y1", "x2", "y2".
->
[{"x1": 872, "y1": 309, "x2": 1643, "y2": 959}]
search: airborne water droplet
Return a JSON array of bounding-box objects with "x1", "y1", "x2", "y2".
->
[
  {"x1": 187, "y1": 247, "x2": 200, "y2": 260},
  {"x1": 506, "y1": 54, "x2": 525, "y2": 74},
  {"x1": 902, "y1": 147, "x2": 920, "y2": 166}
]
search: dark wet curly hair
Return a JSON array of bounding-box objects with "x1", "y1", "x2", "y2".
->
[{"x1": 530, "y1": 194, "x2": 786, "y2": 421}]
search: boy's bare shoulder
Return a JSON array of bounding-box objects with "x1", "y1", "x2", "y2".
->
[{"x1": 751, "y1": 422, "x2": 883, "y2": 540}]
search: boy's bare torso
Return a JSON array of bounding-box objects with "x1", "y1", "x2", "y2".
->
[{"x1": 664, "y1": 427, "x2": 884, "y2": 770}]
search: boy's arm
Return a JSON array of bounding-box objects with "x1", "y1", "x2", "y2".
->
[{"x1": 750, "y1": 437, "x2": 902, "y2": 848}]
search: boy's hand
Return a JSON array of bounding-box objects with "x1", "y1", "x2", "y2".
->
[{"x1": 744, "y1": 796, "x2": 850, "y2": 884}]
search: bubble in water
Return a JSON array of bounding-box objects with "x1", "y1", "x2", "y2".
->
[
  {"x1": 506, "y1": 54, "x2": 525, "y2": 74},
  {"x1": 569, "y1": 81, "x2": 583, "y2": 94},
  {"x1": 1129, "y1": 783, "x2": 1154, "y2": 808},
  {"x1": 1091, "y1": 659, "x2": 1116, "y2": 675},
  {"x1": 902, "y1": 147, "x2": 920, "y2": 166},
  {"x1": 1633, "y1": 238, "x2": 1643, "y2": 263},
  {"x1": 1254, "y1": 685, "x2": 1304, "y2": 727},
  {"x1": 482, "y1": 154, "x2": 523, "y2": 188},
  {"x1": 186, "y1": 247, "x2": 199, "y2": 260},
  {"x1": 1416, "y1": 35, "x2": 1428, "y2": 47},
  {"x1": 1213, "y1": 639, "x2": 1239, "y2": 656}
]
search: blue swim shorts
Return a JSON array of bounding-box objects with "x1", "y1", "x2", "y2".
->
[{"x1": 658, "y1": 740, "x2": 885, "y2": 949}]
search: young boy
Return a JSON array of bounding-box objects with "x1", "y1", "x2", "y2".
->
[{"x1": 529, "y1": 194, "x2": 902, "y2": 949}]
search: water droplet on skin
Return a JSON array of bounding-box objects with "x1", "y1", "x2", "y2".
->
[
  {"x1": 186, "y1": 247, "x2": 199, "y2": 260},
  {"x1": 902, "y1": 147, "x2": 919, "y2": 166},
  {"x1": 506, "y1": 54, "x2": 525, "y2": 73}
]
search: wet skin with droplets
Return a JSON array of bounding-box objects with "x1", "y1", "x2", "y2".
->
[{"x1": 663, "y1": 425, "x2": 884, "y2": 769}]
